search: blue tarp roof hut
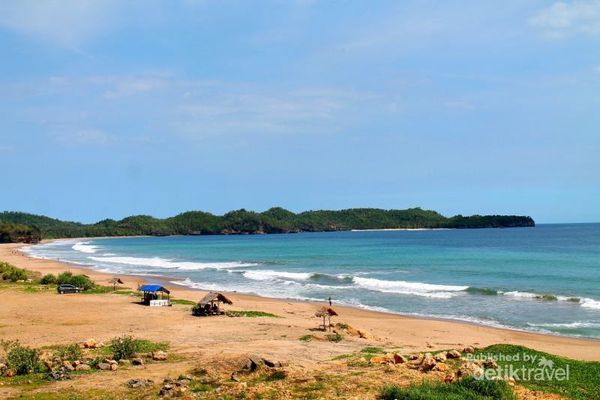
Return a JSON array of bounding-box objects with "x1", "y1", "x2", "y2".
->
[{"x1": 138, "y1": 284, "x2": 170, "y2": 294}]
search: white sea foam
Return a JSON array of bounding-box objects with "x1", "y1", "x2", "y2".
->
[
  {"x1": 72, "y1": 241, "x2": 99, "y2": 254},
  {"x1": 243, "y1": 270, "x2": 313, "y2": 281},
  {"x1": 88, "y1": 256, "x2": 257, "y2": 271},
  {"x1": 503, "y1": 291, "x2": 539, "y2": 299},
  {"x1": 528, "y1": 321, "x2": 600, "y2": 329},
  {"x1": 580, "y1": 298, "x2": 600, "y2": 310},
  {"x1": 352, "y1": 277, "x2": 468, "y2": 299}
]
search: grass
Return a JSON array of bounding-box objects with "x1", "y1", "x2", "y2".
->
[
  {"x1": 361, "y1": 346, "x2": 385, "y2": 354},
  {"x1": 99, "y1": 337, "x2": 168, "y2": 358},
  {"x1": 380, "y1": 377, "x2": 516, "y2": 400},
  {"x1": 326, "y1": 333, "x2": 343, "y2": 343},
  {"x1": 299, "y1": 334, "x2": 313, "y2": 342},
  {"x1": 475, "y1": 344, "x2": 600, "y2": 400},
  {"x1": 171, "y1": 298, "x2": 196, "y2": 305},
  {"x1": 225, "y1": 310, "x2": 279, "y2": 318}
]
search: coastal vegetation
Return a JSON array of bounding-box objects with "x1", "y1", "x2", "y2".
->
[
  {"x1": 0, "y1": 208, "x2": 535, "y2": 241},
  {"x1": 0, "y1": 261, "x2": 29, "y2": 282}
]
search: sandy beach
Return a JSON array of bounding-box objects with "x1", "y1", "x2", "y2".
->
[{"x1": 1, "y1": 241, "x2": 599, "y2": 399}]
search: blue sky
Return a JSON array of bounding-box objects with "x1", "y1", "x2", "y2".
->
[{"x1": 1, "y1": 0, "x2": 599, "y2": 223}]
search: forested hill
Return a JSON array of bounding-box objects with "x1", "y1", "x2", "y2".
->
[{"x1": 0, "y1": 208, "x2": 535, "y2": 241}]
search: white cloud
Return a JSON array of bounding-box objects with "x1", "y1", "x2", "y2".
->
[
  {"x1": 530, "y1": 1, "x2": 600, "y2": 38},
  {"x1": 0, "y1": 0, "x2": 120, "y2": 48},
  {"x1": 53, "y1": 129, "x2": 114, "y2": 145}
]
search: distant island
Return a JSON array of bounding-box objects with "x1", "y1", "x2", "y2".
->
[{"x1": 0, "y1": 208, "x2": 535, "y2": 243}]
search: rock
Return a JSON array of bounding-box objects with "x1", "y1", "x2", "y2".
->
[
  {"x1": 83, "y1": 339, "x2": 98, "y2": 349},
  {"x1": 462, "y1": 346, "x2": 475, "y2": 354},
  {"x1": 419, "y1": 354, "x2": 437, "y2": 371},
  {"x1": 105, "y1": 359, "x2": 118, "y2": 365},
  {"x1": 152, "y1": 351, "x2": 168, "y2": 361},
  {"x1": 43, "y1": 360, "x2": 53, "y2": 370},
  {"x1": 132, "y1": 358, "x2": 144, "y2": 366},
  {"x1": 370, "y1": 356, "x2": 392, "y2": 364},
  {"x1": 72, "y1": 360, "x2": 80, "y2": 367},
  {"x1": 457, "y1": 361, "x2": 484, "y2": 378},
  {"x1": 392, "y1": 353, "x2": 407, "y2": 364},
  {"x1": 46, "y1": 370, "x2": 69, "y2": 380},
  {"x1": 409, "y1": 354, "x2": 420, "y2": 361},
  {"x1": 128, "y1": 378, "x2": 153, "y2": 389},
  {"x1": 0, "y1": 363, "x2": 6, "y2": 372},
  {"x1": 483, "y1": 359, "x2": 498, "y2": 369},
  {"x1": 231, "y1": 372, "x2": 240, "y2": 382},
  {"x1": 244, "y1": 356, "x2": 262, "y2": 372},
  {"x1": 4, "y1": 369, "x2": 16, "y2": 378},
  {"x1": 97, "y1": 362, "x2": 112, "y2": 371},
  {"x1": 62, "y1": 360, "x2": 75, "y2": 371},
  {"x1": 178, "y1": 374, "x2": 193, "y2": 381},
  {"x1": 434, "y1": 353, "x2": 447, "y2": 362},
  {"x1": 75, "y1": 364, "x2": 91, "y2": 371},
  {"x1": 433, "y1": 363, "x2": 449, "y2": 372},
  {"x1": 446, "y1": 350, "x2": 462, "y2": 359},
  {"x1": 118, "y1": 359, "x2": 131, "y2": 366},
  {"x1": 263, "y1": 358, "x2": 282, "y2": 368},
  {"x1": 357, "y1": 330, "x2": 369, "y2": 339},
  {"x1": 443, "y1": 374, "x2": 455, "y2": 383},
  {"x1": 110, "y1": 363, "x2": 118, "y2": 371}
]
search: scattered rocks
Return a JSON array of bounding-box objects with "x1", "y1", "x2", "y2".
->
[
  {"x1": 419, "y1": 353, "x2": 437, "y2": 371},
  {"x1": 446, "y1": 350, "x2": 462, "y2": 359},
  {"x1": 152, "y1": 351, "x2": 168, "y2": 361},
  {"x1": 47, "y1": 369, "x2": 70, "y2": 380},
  {"x1": 159, "y1": 377, "x2": 188, "y2": 397},
  {"x1": 457, "y1": 361, "x2": 484, "y2": 378},
  {"x1": 263, "y1": 358, "x2": 285, "y2": 368},
  {"x1": 392, "y1": 353, "x2": 407, "y2": 364},
  {"x1": 128, "y1": 378, "x2": 153, "y2": 389},
  {"x1": 132, "y1": 357, "x2": 144, "y2": 366},
  {"x1": 75, "y1": 364, "x2": 91, "y2": 371},
  {"x1": 462, "y1": 346, "x2": 475, "y2": 354},
  {"x1": 243, "y1": 356, "x2": 262, "y2": 372}
]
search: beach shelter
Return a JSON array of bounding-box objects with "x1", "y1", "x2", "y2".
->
[
  {"x1": 315, "y1": 306, "x2": 338, "y2": 331},
  {"x1": 194, "y1": 292, "x2": 233, "y2": 316},
  {"x1": 138, "y1": 284, "x2": 171, "y2": 306}
]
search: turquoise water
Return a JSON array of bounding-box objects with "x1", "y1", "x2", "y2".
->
[{"x1": 24, "y1": 224, "x2": 600, "y2": 338}]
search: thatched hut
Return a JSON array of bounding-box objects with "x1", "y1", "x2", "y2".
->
[
  {"x1": 193, "y1": 292, "x2": 233, "y2": 316},
  {"x1": 315, "y1": 306, "x2": 338, "y2": 331}
]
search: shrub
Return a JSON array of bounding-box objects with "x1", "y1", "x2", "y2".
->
[
  {"x1": 299, "y1": 334, "x2": 313, "y2": 342},
  {"x1": 110, "y1": 335, "x2": 138, "y2": 361},
  {"x1": 326, "y1": 333, "x2": 343, "y2": 343},
  {"x1": 3, "y1": 341, "x2": 41, "y2": 375},
  {"x1": 54, "y1": 343, "x2": 82, "y2": 362},
  {"x1": 0, "y1": 262, "x2": 28, "y2": 282},
  {"x1": 40, "y1": 274, "x2": 57, "y2": 285},
  {"x1": 56, "y1": 271, "x2": 95, "y2": 290}
]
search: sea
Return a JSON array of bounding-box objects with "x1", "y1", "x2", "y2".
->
[{"x1": 22, "y1": 224, "x2": 600, "y2": 339}]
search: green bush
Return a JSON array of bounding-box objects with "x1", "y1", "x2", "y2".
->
[
  {"x1": 40, "y1": 274, "x2": 57, "y2": 285},
  {"x1": 3, "y1": 341, "x2": 41, "y2": 375},
  {"x1": 110, "y1": 336, "x2": 138, "y2": 361},
  {"x1": 0, "y1": 261, "x2": 29, "y2": 282},
  {"x1": 56, "y1": 271, "x2": 95, "y2": 290},
  {"x1": 54, "y1": 343, "x2": 82, "y2": 362},
  {"x1": 326, "y1": 333, "x2": 343, "y2": 343}
]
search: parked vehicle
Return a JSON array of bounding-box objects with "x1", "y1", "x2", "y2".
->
[{"x1": 57, "y1": 284, "x2": 81, "y2": 294}]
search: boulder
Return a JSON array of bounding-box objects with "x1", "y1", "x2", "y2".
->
[
  {"x1": 433, "y1": 363, "x2": 449, "y2": 372},
  {"x1": 370, "y1": 356, "x2": 392, "y2": 364},
  {"x1": 4, "y1": 369, "x2": 16, "y2": 378},
  {"x1": 97, "y1": 362, "x2": 112, "y2": 371},
  {"x1": 230, "y1": 372, "x2": 240, "y2": 382},
  {"x1": 83, "y1": 339, "x2": 98, "y2": 349},
  {"x1": 392, "y1": 353, "x2": 407, "y2": 364},
  {"x1": 462, "y1": 346, "x2": 475, "y2": 354},
  {"x1": 244, "y1": 356, "x2": 262, "y2": 372},
  {"x1": 62, "y1": 360, "x2": 75, "y2": 371},
  {"x1": 132, "y1": 358, "x2": 144, "y2": 366},
  {"x1": 446, "y1": 350, "x2": 462, "y2": 359},
  {"x1": 419, "y1": 354, "x2": 437, "y2": 371},
  {"x1": 72, "y1": 360, "x2": 80, "y2": 367},
  {"x1": 357, "y1": 330, "x2": 369, "y2": 339},
  {"x1": 263, "y1": 358, "x2": 282, "y2": 368},
  {"x1": 118, "y1": 359, "x2": 131, "y2": 366},
  {"x1": 152, "y1": 351, "x2": 168, "y2": 361},
  {"x1": 434, "y1": 353, "x2": 447, "y2": 362},
  {"x1": 0, "y1": 363, "x2": 6, "y2": 372},
  {"x1": 110, "y1": 363, "x2": 118, "y2": 371},
  {"x1": 483, "y1": 359, "x2": 498, "y2": 369},
  {"x1": 457, "y1": 361, "x2": 484, "y2": 378},
  {"x1": 75, "y1": 364, "x2": 91, "y2": 371},
  {"x1": 409, "y1": 354, "x2": 420, "y2": 361}
]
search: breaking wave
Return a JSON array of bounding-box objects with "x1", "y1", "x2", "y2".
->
[
  {"x1": 352, "y1": 277, "x2": 468, "y2": 299},
  {"x1": 88, "y1": 256, "x2": 258, "y2": 271},
  {"x1": 72, "y1": 242, "x2": 99, "y2": 254}
]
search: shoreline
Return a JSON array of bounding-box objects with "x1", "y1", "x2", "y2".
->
[{"x1": 3, "y1": 241, "x2": 600, "y2": 361}]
